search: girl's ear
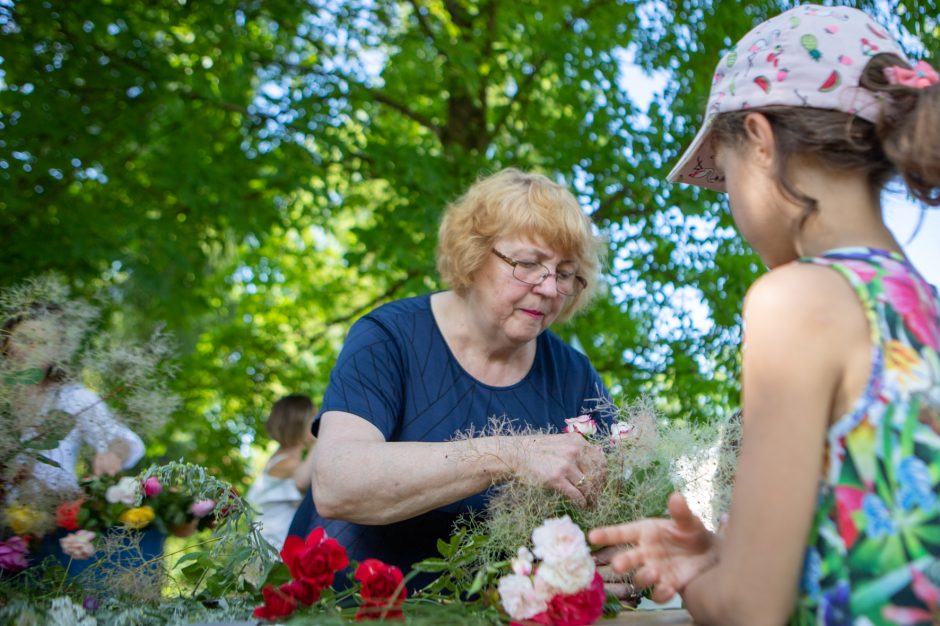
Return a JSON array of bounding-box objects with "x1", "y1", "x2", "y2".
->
[{"x1": 742, "y1": 112, "x2": 776, "y2": 169}]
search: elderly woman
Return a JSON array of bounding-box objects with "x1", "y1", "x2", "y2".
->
[{"x1": 290, "y1": 168, "x2": 609, "y2": 585}]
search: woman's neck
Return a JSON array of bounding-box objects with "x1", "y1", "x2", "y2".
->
[{"x1": 431, "y1": 291, "x2": 536, "y2": 386}]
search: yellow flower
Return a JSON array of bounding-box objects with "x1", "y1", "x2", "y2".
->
[
  {"x1": 5, "y1": 504, "x2": 47, "y2": 535},
  {"x1": 119, "y1": 505, "x2": 155, "y2": 530}
]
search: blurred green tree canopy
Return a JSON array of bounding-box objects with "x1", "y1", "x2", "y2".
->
[{"x1": 2, "y1": 0, "x2": 936, "y2": 486}]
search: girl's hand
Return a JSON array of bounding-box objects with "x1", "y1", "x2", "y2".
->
[{"x1": 588, "y1": 493, "x2": 718, "y2": 603}]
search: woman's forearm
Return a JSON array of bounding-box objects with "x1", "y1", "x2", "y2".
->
[{"x1": 311, "y1": 436, "x2": 516, "y2": 524}]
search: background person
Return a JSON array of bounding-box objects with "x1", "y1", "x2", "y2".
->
[
  {"x1": 289, "y1": 168, "x2": 611, "y2": 588},
  {"x1": 2, "y1": 303, "x2": 145, "y2": 497},
  {"x1": 247, "y1": 394, "x2": 317, "y2": 549},
  {"x1": 590, "y1": 5, "x2": 940, "y2": 624}
]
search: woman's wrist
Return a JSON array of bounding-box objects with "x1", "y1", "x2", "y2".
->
[{"x1": 470, "y1": 435, "x2": 518, "y2": 485}]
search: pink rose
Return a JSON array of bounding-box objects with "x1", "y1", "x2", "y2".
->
[
  {"x1": 608, "y1": 421, "x2": 637, "y2": 445},
  {"x1": 0, "y1": 536, "x2": 29, "y2": 572},
  {"x1": 142, "y1": 477, "x2": 163, "y2": 498},
  {"x1": 60, "y1": 530, "x2": 97, "y2": 561},
  {"x1": 535, "y1": 554, "x2": 595, "y2": 594},
  {"x1": 531, "y1": 516, "x2": 591, "y2": 564},
  {"x1": 562, "y1": 415, "x2": 597, "y2": 437},
  {"x1": 189, "y1": 499, "x2": 216, "y2": 518},
  {"x1": 499, "y1": 574, "x2": 549, "y2": 621}
]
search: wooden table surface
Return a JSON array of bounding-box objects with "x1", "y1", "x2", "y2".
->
[{"x1": 604, "y1": 609, "x2": 694, "y2": 625}]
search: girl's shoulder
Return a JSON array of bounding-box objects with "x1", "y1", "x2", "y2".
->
[{"x1": 745, "y1": 261, "x2": 859, "y2": 318}]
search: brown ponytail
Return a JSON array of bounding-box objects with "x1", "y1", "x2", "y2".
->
[{"x1": 861, "y1": 53, "x2": 940, "y2": 206}]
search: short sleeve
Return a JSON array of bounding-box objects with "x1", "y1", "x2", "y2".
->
[
  {"x1": 582, "y1": 368, "x2": 611, "y2": 422},
  {"x1": 317, "y1": 317, "x2": 406, "y2": 440}
]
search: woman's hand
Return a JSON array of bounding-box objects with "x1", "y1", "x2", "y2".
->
[
  {"x1": 92, "y1": 450, "x2": 124, "y2": 476},
  {"x1": 510, "y1": 432, "x2": 606, "y2": 508},
  {"x1": 588, "y1": 493, "x2": 717, "y2": 603},
  {"x1": 93, "y1": 439, "x2": 130, "y2": 476}
]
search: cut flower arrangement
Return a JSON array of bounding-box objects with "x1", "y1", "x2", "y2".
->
[{"x1": 498, "y1": 515, "x2": 605, "y2": 626}]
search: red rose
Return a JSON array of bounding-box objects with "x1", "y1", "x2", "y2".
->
[
  {"x1": 354, "y1": 558, "x2": 407, "y2": 621},
  {"x1": 521, "y1": 572, "x2": 605, "y2": 626},
  {"x1": 280, "y1": 527, "x2": 349, "y2": 590},
  {"x1": 281, "y1": 578, "x2": 321, "y2": 606},
  {"x1": 55, "y1": 499, "x2": 83, "y2": 531},
  {"x1": 252, "y1": 583, "x2": 297, "y2": 620}
]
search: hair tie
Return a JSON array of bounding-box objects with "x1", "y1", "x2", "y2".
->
[{"x1": 884, "y1": 60, "x2": 940, "y2": 89}]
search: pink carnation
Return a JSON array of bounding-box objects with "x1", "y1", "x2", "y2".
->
[
  {"x1": 60, "y1": 530, "x2": 97, "y2": 561},
  {"x1": 0, "y1": 536, "x2": 29, "y2": 572},
  {"x1": 190, "y1": 499, "x2": 216, "y2": 518}
]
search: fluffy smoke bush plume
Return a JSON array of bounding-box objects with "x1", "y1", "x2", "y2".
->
[{"x1": 456, "y1": 397, "x2": 732, "y2": 581}]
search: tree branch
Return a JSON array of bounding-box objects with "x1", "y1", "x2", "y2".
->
[
  {"x1": 490, "y1": 0, "x2": 617, "y2": 139},
  {"x1": 407, "y1": 0, "x2": 447, "y2": 59},
  {"x1": 372, "y1": 91, "x2": 443, "y2": 137},
  {"x1": 304, "y1": 271, "x2": 419, "y2": 349}
]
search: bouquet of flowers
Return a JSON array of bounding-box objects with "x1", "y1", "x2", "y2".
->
[
  {"x1": 252, "y1": 526, "x2": 409, "y2": 622},
  {"x1": 498, "y1": 516, "x2": 605, "y2": 626},
  {"x1": 0, "y1": 472, "x2": 217, "y2": 573}
]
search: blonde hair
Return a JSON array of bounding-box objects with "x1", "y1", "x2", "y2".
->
[
  {"x1": 265, "y1": 394, "x2": 315, "y2": 446},
  {"x1": 436, "y1": 168, "x2": 605, "y2": 321}
]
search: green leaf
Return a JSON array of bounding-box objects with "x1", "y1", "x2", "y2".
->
[{"x1": 3, "y1": 368, "x2": 45, "y2": 385}]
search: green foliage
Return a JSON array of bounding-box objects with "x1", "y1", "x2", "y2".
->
[{"x1": 2, "y1": 0, "x2": 937, "y2": 488}]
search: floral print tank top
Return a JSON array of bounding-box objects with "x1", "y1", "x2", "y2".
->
[{"x1": 794, "y1": 248, "x2": 940, "y2": 625}]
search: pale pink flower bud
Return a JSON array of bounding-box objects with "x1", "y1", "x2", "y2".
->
[
  {"x1": 190, "y1": 499, "x2": 216, "y2": 518},
  {"x1": 609, "y1": 421, "x2": 637, "y2": 444},
  {"x1": 511, "y1": 546, "x2": 534, "y2": 576},
  {"x1": 562, "y1": 415, "x2": 597, "y2": 437}
]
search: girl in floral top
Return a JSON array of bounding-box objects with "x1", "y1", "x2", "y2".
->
[{"x1": 590, "y1": 5, "x2": 940, "y2": 625}]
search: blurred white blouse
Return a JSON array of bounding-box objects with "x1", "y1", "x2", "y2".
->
[{"x1": 30, "y1": 383, "x2": 145, "y2": 492}]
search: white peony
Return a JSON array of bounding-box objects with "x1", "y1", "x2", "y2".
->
[
  {"x1": 534, "y1": 553, "x2": 595, "y2": 594},
  {"x1": 105, "y1": 476, "x2": 140, "y2": 505},
  {"x1": 498, "y1": 574, "x2": 548, "y2": 620},
  {"x1": 531, "y1": 515, "x2": 591, "y2": 563}
]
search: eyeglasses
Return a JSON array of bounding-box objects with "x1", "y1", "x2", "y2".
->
[{"x1": 491, "y1": 249, "x2": 587, "y2": 296}]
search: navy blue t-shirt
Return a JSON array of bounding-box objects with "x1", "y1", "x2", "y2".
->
[{"x1": 289, "y1": 293, "x2": 608, "y2": 587}]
